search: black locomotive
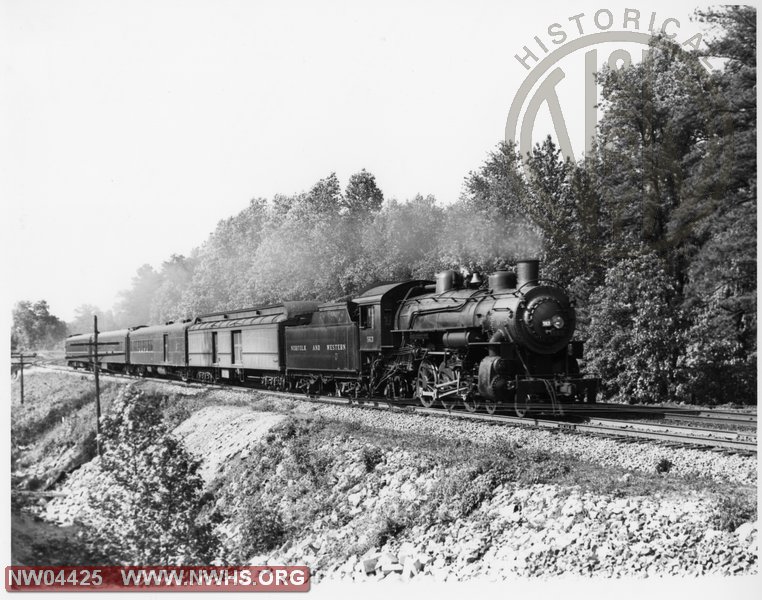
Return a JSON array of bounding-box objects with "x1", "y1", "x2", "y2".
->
[{"x1": 65, "y1": 259, "x2": 598, "y2": 416}]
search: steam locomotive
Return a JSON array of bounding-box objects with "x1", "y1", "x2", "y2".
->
[{"x1": 65, "y1": 259, "x2": 598, "y2": 417}]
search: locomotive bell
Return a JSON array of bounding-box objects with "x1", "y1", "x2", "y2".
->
[{"x1": 469, "y1": 272, "x2": 482, "y2": 286}]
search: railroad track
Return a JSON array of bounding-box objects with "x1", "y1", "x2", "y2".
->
[
  {"x1": 576, "y1": 402, "x2": 757, "y2": 427},
  {"x1": 27, "y1": 364, "x2": 759, "y2": 454}
]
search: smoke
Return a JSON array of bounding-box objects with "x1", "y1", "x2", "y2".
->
[{"x1": 438, "y1": 202, "x2": 543, "y2": 273}]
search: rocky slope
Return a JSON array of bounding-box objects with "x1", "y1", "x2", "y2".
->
[
  {"x1": 13, "y1": 370, "x2": 758, "y2": 578},
  {"x1": 42, "y1": 393, "x2": 758, "y2": 579}
]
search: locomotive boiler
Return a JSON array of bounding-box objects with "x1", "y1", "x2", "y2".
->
[{"x1": 384, "y1": 259, "x2": 598, "y2": 416}]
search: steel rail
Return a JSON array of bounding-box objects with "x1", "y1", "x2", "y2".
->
[
  {"x1": 666, "y1": 413, "x2": 757, "y2": 427},
  {"x1": 588, "y1": 403, "x2": 757, "y2": 422},
  {"x1": 584, "y1": 417, "x2": 756, "y2": 443},
  {"x1": 32, "y1": 364, "x2": 758, "y2": 454}
]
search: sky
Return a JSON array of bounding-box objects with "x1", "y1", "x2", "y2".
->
[{"x1": 1, "y1": 0, "x2": 724, "y2": 322}]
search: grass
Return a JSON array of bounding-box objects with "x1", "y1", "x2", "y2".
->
[
  {"x1": 11, "y1": 373, "x2": 126, "y2": 484},
  {"x1": 11, "y1": 373, "x2": 119, "y2": 447},
  {"x1": 711, "y1": 493, "x2": 757, "y2": 531}
]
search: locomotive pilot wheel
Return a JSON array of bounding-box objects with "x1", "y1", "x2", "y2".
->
[
  {"x1": 462, "y1": 390, "x2": 480, "y2": 413},
  {"x1": 484, "y1": 397, "x2": 498, "y2": 415},
  {"x1": 514, "y1": 393, "x2": 531, "y2": 418},
  {"x1": 415, "y1": 360, "x2": 438, "y2": 408}
]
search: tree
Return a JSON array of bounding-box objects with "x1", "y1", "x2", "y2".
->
[
  {"x1": 292, "y1": 172, "x2": 343, "y2": 219},
  {"x1": 149, "y1": 254, "x2": 195, "y2": 324},
  {"x1": 585, "y1": 253, "x2": 680, "y2": 404},
  {"x1": 12, "y1": 300, "x2": 67, "y2": 350},
  {"x1": 578, "y1": 10, "x2": 756, "y2": 404},
  {"x1": 524, "y1": 137, "x2": 605, "y2": 286},
  {"x1": 463, "y1": 142, "x2": 533, "y2": 221},
  {"x1": 86, "y1": 385, "x2": 218, "y2": 564},
  {"x1": 69, "y1": 304, "x2": 118, "y2": 336},
  {"x1": 358, "y1": 194, "x2": 446, "y2": 282},
  {"x1": 461, "y1": 142, "x2": 542, "y2": 267},
  {"x1": 595, "y1": 35, "x2": 721, "y2": 268},
  {"x1": 681, "y1": 6, "x2": 757, "y2": 404},
  {"x1": 677, "y1": 7, "x2": 757, "y2": 404},
  {"x1": 179, "y1": 198, "x2": 270, "y2": 316},
  {"x1": 343, "y1": 169, "x2": 384, "y2": 216}
]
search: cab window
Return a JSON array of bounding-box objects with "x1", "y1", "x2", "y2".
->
[{"x1": 360, "y1": 306, "x2": 375, "y2": 329}]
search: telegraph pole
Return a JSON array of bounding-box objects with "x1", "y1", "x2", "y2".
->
[
  {"x1": 19, "y1": 353, "x2": 24, "y2": 405},
  {"x1": 69, "y1": 320, "x2": 121, "y2": 458},
  {"x1": 11, "y1": 352, "x2": 36, "y2": 405},
  {"x1": 93, "y1": 315, "x2": 102, "y2": 457}
]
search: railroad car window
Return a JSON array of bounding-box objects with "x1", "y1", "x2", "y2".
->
[
  {"x1": 135, "y1": 340, "x2": 154, "y2": 352},
  {"x1": 232, "y1": 330, "x2": 242, "y2": 364},
  {"x1": 212, "y1": 332, "x2": 218, "y2": 364},
  {"x1": 360, "y1": 306, "x2": 375, "y2": 329},
  {"x1": 163, "y1": 334, "x2": 168, "y2": 362}
]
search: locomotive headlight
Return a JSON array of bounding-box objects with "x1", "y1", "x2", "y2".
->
[{"x1": 551, "y1": 314, "x2": 565, "y2": 329}]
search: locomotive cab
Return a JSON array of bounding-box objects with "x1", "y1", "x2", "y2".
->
[{"x1": 352, "y1": 280, "x2": 433, "y2": 353}]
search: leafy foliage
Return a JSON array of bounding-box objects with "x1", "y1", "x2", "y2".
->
[
  {"x1": 586, "y1": 253, "x2": 680, "y2": 404},
  {"x1": 12, "y1": 300, "x2": 68, "y2": 350},
  {"x1": 343, "y1": 169, "x2": 384, "y2": 216},
  {"x1": 711, "y1": 492, "x2": 757, "y2": 532},
  {"x1": 580, "y1": 10, "x2": 755, "y2": 404},
  {"x1": 222, "y1": 418, "x2": 338, "y2": 562},
  {"x1": 85, "y1": 386, "x2": 219, "y2": 564},
  {"x1": 68, "y1": 304, "x2": 118, "y2": 337}
]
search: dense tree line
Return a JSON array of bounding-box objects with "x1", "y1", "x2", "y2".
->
[
  {"x1": 110, "y1": 7, "x2": 755, "y2": 405},
  {"x1": 11, "y1": 301, "x2": 68, "y2": 351}
]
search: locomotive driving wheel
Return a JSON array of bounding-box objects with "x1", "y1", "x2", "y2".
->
[{"x1": 415, "y1": 360, "x2": 438, "y2": 408}]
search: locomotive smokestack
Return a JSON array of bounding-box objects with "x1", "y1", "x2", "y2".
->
[{"x1": 516, "y1": 259, "x2": 539, "y2": 288}]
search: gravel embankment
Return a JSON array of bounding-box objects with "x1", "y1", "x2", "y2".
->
[
  {"x1": 248, "y1": 436, "x2": 758, "y2": 579},
  {"x1": 24, "y1": 370, "x2": 756, "y2": 579},
  {"x1": 41, "y1": 400, "x2": 757, "y2": 579},
  {"x1": 285, "y1": 400, "x2": 756, "y2": 484}
]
